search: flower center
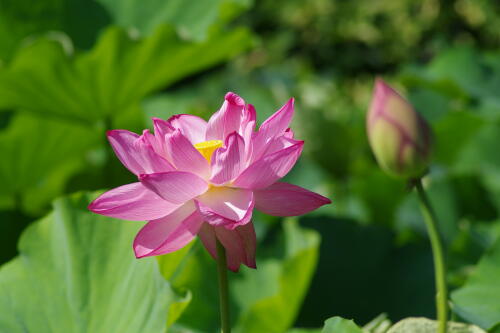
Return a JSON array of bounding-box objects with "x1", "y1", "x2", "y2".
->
[{"x1": 194, "y1": 140, "x2": 223, "y2": 163}]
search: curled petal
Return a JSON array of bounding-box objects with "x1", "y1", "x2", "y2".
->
[
  {"x1": 233, "y1": 141, "x2": 304, "y2": 190},
  {"x1": 88, "y1": 182, "x2": 179, "y2": 221},
  {"x1": 167, "y1": 114, "x2": 207, "y2": 144},
  {"x1": 107, "y1": 130, "x2": 174, "y2": 175},
  {"x1": 165, "y1": 129, "x2": 210, "y2": 179},
  {"x1": 198, "y1": 222, "x2": 257, "y2": 272},
  {"x1": 210, "y1": 132, "x2": 245, "y2": 185},
  {"x1": 195, "y1": 187, "x2": 254, "y2": 229},
  {"x1": 206, "y1": 92, "x2": 246, "y2": 141},
  {"x1": 139, "y1": 171, "x2": 208, "y2": 204},
  {"x1": 134, "y1": 202, "x2": 203, "y2": 258},
  {"x1": 254, "y1": 182, "x2": 331, "y2": 216}
]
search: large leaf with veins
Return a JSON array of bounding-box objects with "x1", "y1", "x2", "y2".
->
[{"x1": 0, "y1": 192, "x2": 188, "y2": 332}]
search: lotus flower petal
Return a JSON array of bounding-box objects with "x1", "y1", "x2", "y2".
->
[
  {"x1": 139, "y1": 171, "x2": 208, "y2": 204},
  {"x1": 255, "y1": 182, "x2": 331, "y2": 216},
  {"x1": 240, "y1": 103, "x2": 256, "y2": 161},
  {"x1": 251, "y1": 135, "x2": 301, "y2": 164},
  {"x1": 167, "y1": 114, "x2": 207, "y2": 144},
  {"x1": 88, "y1": 182, "x2": 179, "y2": 221},
  {"x1": 153, "y1": 117, "x2": 174, "y2": 140},
  {"x1": 210, "y1": 132, "x2": 245, "y2": 185},
  {"x1": 198, "y1": 222, "x2": 257, "y2": 272},
  {"x1": 258, "y1": 97, "x2": 294, "y2": 141},
  {"x1": 134, "y1": 202, "x2": 203, "y2": 258},
  {"x1": 107, "y1": 129, "x2": 175, "y2": 175},
  {"x1": 165, "y1": 129, "x2": 210, "y2": 178},
  {"x1": 150, "y1": 118, "x2": 174, "y2": 159},
  {"x1": 206, "y1": 92, "x2": 246, "y2": 141},
  {"x1": 233, "y1": 141, "x2": 304, "y2": 189},
  {"x1": 195, "y1": 187, "x2": 254, "y2": 228}
]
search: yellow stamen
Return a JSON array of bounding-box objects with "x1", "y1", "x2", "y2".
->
[{"x1": 194, "y1": 140, "x2": 223, "y2": 163}]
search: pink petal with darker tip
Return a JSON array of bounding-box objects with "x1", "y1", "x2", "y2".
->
[
  {"x1": 150, "y1": 118, "x2": 175, "y2": 159},
  {"x1": 258, "y1": 98, "x2": 294, "y2": 142},
  {"x1": 139, "y1": 171, "x2": 208, "y2": 204},
  {"x1": 152, "y1": 117, "x2": 174, "y2": 139},
  {"x1": 206, "y1": 92, "x2": 246, "y2": 141},
  {"x1": 233, "y1": 141, "x2": 304, "y2": 190},
  {"x1": 134, "y1": 201, "x2": 203, "y2": 258},
  {"x1": 107, "y1": 130, "x2": 175, "y2": 175},
  {"x1": 254, "y1": 182, "x2": 331, "y2": 216},
  {"x1": 251, "y1": 134, "x2": 301, "y2": 164},
  {"x1": 88, "y1": 182, "x2": 179, "y2": 221},
  {"x1": 167, "y1": 114, "x2": 207, "y2": 144}
]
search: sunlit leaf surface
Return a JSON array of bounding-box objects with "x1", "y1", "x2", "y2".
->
[{"x1": 0, "y1": 192, "x2": 187, "y2": 332}]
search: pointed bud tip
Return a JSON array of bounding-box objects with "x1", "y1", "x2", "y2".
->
[{"x1": 367, "y1": 79, "x2": 433, "y2": 178}]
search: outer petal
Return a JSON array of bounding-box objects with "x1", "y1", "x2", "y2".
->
[
  {"x1": 198, "y1": 222, "x2": 257, "y2": 272},
  {"x1": 248, "y1": 99, "x2": 295, "y2": 164},
  {"x1": 167, "y1": 114, "x2": 207, "y2": 144},
  {"x1": 139, "y1": 171, "x2": 208, "y2": 204},
  {"x1": 197, "y1": 223, "x2": 217, "y2": 259},
  {"x1": 254, "y1": 182, "x2": 331, "y2": 216},
  {"x1": 133, "y1": 201, "x2": 203, "y2": 258},
  {"x1": 88, "y1": 182, "x2": 179, "y2": 221},
  {"x1": 206, "y1": 92, "x2": 246, "y2": 141},
  {"x1": 257, "y1": 98, "x2": 294, "y2": 142},
  {"x1": 107, "y1": 129, "x2": 174, "y2": 175},
  {"x1": 233, "y1": 141, "x2": 304, "y2": 189},
  {"x1": 165, "y1": 129, "x2": 210, "y2": 178},
  {"x1": 251, "y1": 135, "x2": 301, "y2": 164},
  {"x1": 195, "y1": 187, "x2": 254, "y2": 229},
  {"x1": 210, "y1": 132, "x2": 245, "y2": 185}
]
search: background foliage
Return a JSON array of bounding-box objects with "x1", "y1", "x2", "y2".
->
[{"x1": 1, "y1": 0, "x2": 500, "y2": 332}]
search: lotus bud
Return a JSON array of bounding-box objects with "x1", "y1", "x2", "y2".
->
[{"x1": 367, "y1": 79, "x2": 432, "y2": 178}]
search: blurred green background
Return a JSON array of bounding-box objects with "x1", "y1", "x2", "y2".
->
[{"x1": 1, "y1": 0, "x2": 500, "y2": 332}]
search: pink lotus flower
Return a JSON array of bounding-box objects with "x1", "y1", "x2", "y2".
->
[{"x1": 89, "y1": 92, "x2": 331, "y2": 271}]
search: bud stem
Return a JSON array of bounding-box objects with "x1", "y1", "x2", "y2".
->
[
  {"x1": 216, "y1": 238, "x2": 231, "y2": 333},
  {"x1": 415, "y1": 179, "x2": 448, "y2": 333}
]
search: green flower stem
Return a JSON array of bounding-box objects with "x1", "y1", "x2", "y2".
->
[
  {"x1": 216, "y1": 238, "x2": 231, "y2": 333},
  {"x1": 415, "y1": 179, "x2": 448, "y2": 333}
]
